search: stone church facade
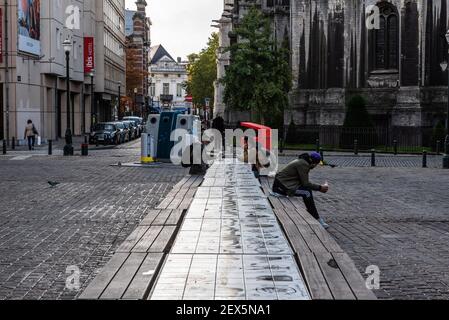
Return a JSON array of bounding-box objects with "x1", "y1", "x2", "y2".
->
[
  {"x1": 290, "y1": 0, "x2": 448, "y2": 142},
  {"x1": 218, "y1": 0, "x2": 449, "y2": 145}
]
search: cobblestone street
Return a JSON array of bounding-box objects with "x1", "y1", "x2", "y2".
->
[
  {"x1": 0, "y1": 141, "x2": 187, "y2": 300},
  {"x1": 280, "y1": 156, "x2": 449, "y2": 300}
]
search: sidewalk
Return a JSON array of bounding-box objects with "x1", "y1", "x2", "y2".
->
[{"x1": 2, "y1": 136, "x2": 122, "y2": 154}]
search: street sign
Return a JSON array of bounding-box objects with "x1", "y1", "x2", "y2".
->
[{"x1": 205, "y1": 98, "x2": 210, "y2": 107}]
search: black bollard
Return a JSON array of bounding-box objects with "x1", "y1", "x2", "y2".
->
[
  {"x1": 422, "y1": 151, "x2": 427, "y2": 168},
  {"x1": 12, "y1": 137, "x2": 15, "y2": 150},
  {"x1": 316, "y1": 139, "x2": 320, "y2": 152},
  {"x1": 48, "y1": 140, "x2": 52, "y2": 155},
  {"x1": 436, "y1": 140, "x2": 440, "y2": 155},
  {"x1": 2, "y1": 140, "x2": 6, "y2": 155},
  {"x1": 319, "y1": 147, "x2": 324, "y2": 163},
  {"x1": 393, "y1": 140, "x2": 398, "y2": 155},
  {"x1": 354, "y1": 139, "x2": 359, "y2": 155},
  {"x1": 81, "y1": 142, "x2": 89, "y2": 156},
  {"x1": 371, "y1": 149, "x2": 376, "y2": 167}
]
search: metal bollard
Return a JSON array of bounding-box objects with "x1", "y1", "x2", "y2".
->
[
  {"x1": 422, "y1": 151, "x2": 427, "y2": 168},
  {"x1": 81, "y1": 143, "x2": 89, "y2": 156},
  {"x1": 48, "y1": 140, "x2": 52, "y2": 155},
  {"x1": 393, "y1": 140, "x2": 398, "y2": 155},
  {"x1": 316, "y1": 139, "x2": 320, "y2": 152},
  {"x1": 319, "y1": 147, "x2": 324, "y2": 163},
  {"x1": 371, "y1": 149, "x2": 376, "y2": 167},
  {"x1": 2, "y1": 140, "x2": 6, "y2": 155},
  {"x1": 12, "y1": 137, "x2": 15, "y2": 150},
  {"x1": 436, "y1": 140, "x2": 440, "y2": 155},
  {"x1": 354, "y1": 139, "x2": 359, "y2": 155}
]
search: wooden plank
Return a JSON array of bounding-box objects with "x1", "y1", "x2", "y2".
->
[
  {"x1": 282, "y1": 209, "x2": 328, "y2": 253},
  {"x1": 165, "y1": 209, "x2": 185, "y2": 226},
  {"x1": 310, "y1": 224, "x2": 345, "y2": 253},
  {"x1": 315, "y1": 251, "x2": 356, "y2": 300},
  {"x1": 167, "y1": 197, "x2": 184, "y2": 210},
  {"x1": 290, "y1": 199, "x2": 321, "y2": 226},
  {"x1": 122, "y1": 253, "x2": 165, "y2": 300},
  {"x1": 172, "y1": 177, "x2": 190, "y2": 190},
  {"x1": 139, "y1": 210, "x2": 161, "y2": 226},
  {"x1": 132, "y1": 226, "x2": 163, "y2": 253},
  {"x1": 155, "y1": 197, "x2": 174, "y2": 210},
  {"x1": 295, "y1": 252, "x2": 333, "y2": 300},
  {"x1": 116, "y1": 226, "x2": 149, "y2": 253},
  {"x1": 190, "y1": 176, "x2": 204, "y2": 188},
  {"x1": 152, "y1": 210, "x2": 172, "y2": 226},
  {"x1": 332, "y1": 252, "x2": 377, "y2": 300},
  {"x1": 100, "y1": 253, "x2": 146, "y2": 300},
  {"x1": 278, "y1": 197, "x2": 296, "y2": 211},
  {"x1": 178, "y1": 197, "x2": 194, "y2": 210},
  {"x1": 149, "y1": 226, "x2": 177, "y2": 253},
  {"x1": 78, "y1": 253, "x2": 129, "y2": 300},
  {"x1": 268, "y1": 196, "x2": 284, "y2": 210}
]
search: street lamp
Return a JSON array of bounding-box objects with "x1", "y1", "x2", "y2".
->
[
  {"x1": 117, "y1": 81, "x2": 122, "y2": 120},
  {"x1": 444, "y1": 30, "x2": 449, "y2": 169},
  {"x1": 63, "y1": 38, "x2": 73, "y2": 156},
  {"x1": 89, "y1": 70, "x2": 96, "y2": 129},
  {"x1": 134, "y1": 88, "x2": 138, "y2": 117}
]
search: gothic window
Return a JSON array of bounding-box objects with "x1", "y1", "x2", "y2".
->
[{"x1": 372, "y1": 2, "x2": 399, "y2": 70}]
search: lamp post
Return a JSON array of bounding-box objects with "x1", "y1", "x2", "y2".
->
[
  {"x1": 117, "y1": 81, "x2": 121, "y2": 120},
  {"x1": 134, "y1": 88, "x2": 138, "y2": 117},
  {"x1": 63, "y1": 38, "x2": 73, "y2": 156},
  {"x1": 89, "y1": 70, "x2": 95, "y2": 129},
  {"x1": 444, "y1": 30, "x2": 449, "y2": 169}
]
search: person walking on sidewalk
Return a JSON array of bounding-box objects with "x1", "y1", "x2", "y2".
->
[
  {"x1": 24, "y1": 120, "x2": 38, "y2": 151},
  {"x1": 272, "y1": 152, "x2": 330, "y2": 229}
]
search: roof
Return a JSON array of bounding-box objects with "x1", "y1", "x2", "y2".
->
[{"x1": 149, "y1": 45, "x2": 175, "y2": 64}]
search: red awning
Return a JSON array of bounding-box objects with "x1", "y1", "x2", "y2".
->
[{"x1": 185, "y1": 95, "x2": 193, "y2": 102}]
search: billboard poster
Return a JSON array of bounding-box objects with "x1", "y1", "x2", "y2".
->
[
  {"x1": 18, "y1": 0, "x2": 41, "y2": 56},
  {"x1": 84, "y1": 37, "x2": 95, "y2": 73}
]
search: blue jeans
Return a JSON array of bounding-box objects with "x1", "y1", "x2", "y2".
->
[
  {"x1": 27, "y1": 136, "x2": 35, "y2": 150},
  {"x1": 272, "y1": 179, "x2": 321, "y2": 220}
]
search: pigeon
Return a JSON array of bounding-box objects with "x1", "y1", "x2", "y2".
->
[{"x1": 48, "y1": 181, "x2": 60, "y2": 188}]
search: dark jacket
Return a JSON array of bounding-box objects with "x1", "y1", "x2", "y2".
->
[{"x1": 275, "y1": 154, "x2": 321, "y2": 196}]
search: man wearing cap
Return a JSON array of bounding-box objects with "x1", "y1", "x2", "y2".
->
[{"x1": 272, "y1": 152, "x2": 330, "y2": 229}]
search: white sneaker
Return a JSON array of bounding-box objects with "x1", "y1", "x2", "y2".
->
[{"x1": 319, "y1": 218, "x2": 330, "y2": 230}]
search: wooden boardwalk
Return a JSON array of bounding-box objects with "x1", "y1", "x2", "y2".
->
[
  {"x1": 79, "y1": 163, "x2": 376, "y2": 300},
  {"x1": 79, "y1": 176, "x2": 203, "y2": 300},
  {"x1": 260, "y1": 177, "x2": 377, "y2": 300}
]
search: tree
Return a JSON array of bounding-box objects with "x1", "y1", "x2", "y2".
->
[
  {"x1": 221, "y1": 7, "x2": 291, "y2": 127},
  {"x1": 185, "y1": 33, "x2": 219, "y2": 110},
  {"x1": 343, "y1": 95, "x2": 374, "y2": 128}
]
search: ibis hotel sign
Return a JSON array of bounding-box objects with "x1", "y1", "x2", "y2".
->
[{"x1": 84, "y1": 37, "x2": 95, "y2": 73}]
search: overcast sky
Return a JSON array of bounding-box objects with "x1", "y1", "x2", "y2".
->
[{"x1": 125, "y1": 0, "x2": 223, "y2": 60}]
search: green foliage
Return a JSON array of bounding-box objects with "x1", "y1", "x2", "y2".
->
[
  {"x1": 431, "y1": 120, "x2": 446, "y2": 151},
  {"x1": 343, "y1": 95, "x2": 374, "y2": 128},
  {"x1": 185, "y1": 33, "x2": 219, "y2": 108},
  {"x1": 221, "y1": 7, "x2": 291, "y2": 126}
]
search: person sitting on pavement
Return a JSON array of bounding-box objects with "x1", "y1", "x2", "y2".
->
[{"x1": 272, "y1": 152, "x2": 330, "y2": 229}]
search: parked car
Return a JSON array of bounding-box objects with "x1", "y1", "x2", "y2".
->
[
  {"x1": 122, "y1": 120, "x2": 138, "y2": 140},
  {"x1": 89, "y1": 123, "x2": 121, "y2": 145},
  {"x1": 122, "y1": 116, "x2": 144, "y2": 137},
  {"x1": 149, "y1": 107, "x2": 161, "y2": 114},
  {"x1": 114, "y1": 122, "x2": 129, "y2": 143}
]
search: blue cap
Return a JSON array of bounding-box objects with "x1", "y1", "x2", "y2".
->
[{"x1": 310, "y1": 152, "x2": 322, "y2": 164}]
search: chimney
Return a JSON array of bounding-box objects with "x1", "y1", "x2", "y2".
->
[{"x1": 177, "y1": 57, "x2": 182, "y2": 63}]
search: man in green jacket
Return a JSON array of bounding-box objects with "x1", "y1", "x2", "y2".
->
[{"x1": 272, "y1": 152, "x2": 330, "y2": 229}]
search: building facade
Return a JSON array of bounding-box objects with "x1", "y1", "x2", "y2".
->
[
  {"x1": 149, "y1": 45, "x2": 187, "y2": 109},
  {"x1": 214, "y1": 0, "x2": 290, "y2": 125},
  {"x1": 125, "y1": 0, "x2": 151, "y2": 118},
  {"x1": 217, "y1": 0, "x2": 449, "y2": 146},
  {"x1": 289, "y1": 0, "x2": 448, "y2": 144},
  {"x1": 0, "y1": 0, "x2": 126, "y2": 145}
]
